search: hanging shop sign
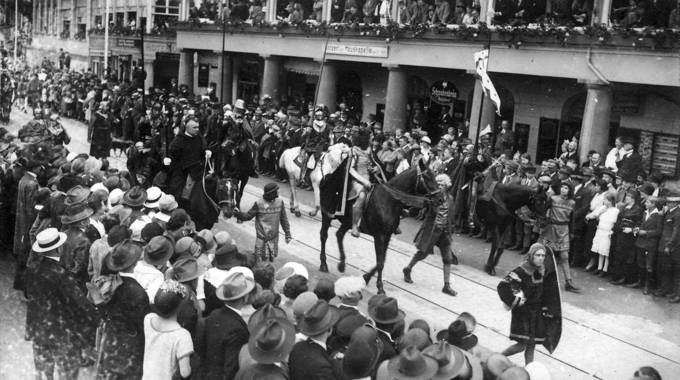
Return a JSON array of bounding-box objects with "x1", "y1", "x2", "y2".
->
[
  {"x1": 430, "y1": 81, "x2": 458, "y2": 105},
  {"x1": 326, "y1": 43, "x2": 388, "y2": 58},
  {"x1": 117, "y1": 38, "x2": 140, "y2": 48}
]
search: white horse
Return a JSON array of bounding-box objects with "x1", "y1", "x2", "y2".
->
[{"x1": 279, "y1": 143, "x2": 351, "y2": 217}]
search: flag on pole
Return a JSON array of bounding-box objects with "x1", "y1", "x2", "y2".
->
[{"x1": 473, "y1": 49, "x2": 501, "y2": 116}]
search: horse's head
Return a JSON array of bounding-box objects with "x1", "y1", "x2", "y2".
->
[
  {"x1": 529, "y1": 186, "x2": 549, "y2": 221},
  {"x1": 216, "y1": 177, "x2": 238, "y2": 218},
  {"x1": 414, "y1": 158, "x2": 439, "y2": 196}
]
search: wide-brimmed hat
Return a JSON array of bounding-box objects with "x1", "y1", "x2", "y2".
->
[
  {"x1": 144, "y1": 235, "x2": 175, "y2": 266},
  {"x1": 335, "y1": 313, "x2": 370, "y2": 341},
  {"x1": 275, "y1": 262, "x2": 309, "y2": 281},
  {"x1": 159, "y1": 194, "x2": 179, "y2": 212},
  {"x1": 32, "y1": 228, "x2": 67, "y2": 253},
  {"x1": 335, "y1": 276, "x2": 365, "y2": 300},
  {"x1": 216, "y1": 271, "x2": 256, "y2": 301},
  {"x1": 145, "y1": 186, "x2": 163, "y2": 208},
  {"x1": 297, "y1": 300, "x2": 339, "y2": 337},
  {"x1": 197, "y1": 229, "x2": 217, "y2": 254},
  {"x1": 436, "y1": 319, "x2": 479, "y2": 351},
  {"x1": 213, "y1": 242, "x2": 246, "y2": 270},
  {"x1": 122, "y1": 186, "x2": 148, "y2": 208},
  {"x1": 398, "y1": 328, "x2": 432, "y2": 352},
  {"x1": 369, "y1": 296, "x2": 405, "y2": 325},
  {"x1": 175, "y1": 236, "x2": 200, "y2": 258},
  {"x1": 64, "y1": 185, "x2": 91, "y2": 206},
  {"x1": 248, "y1": 303, "x2": 289, "y2": 333},
  {"x1": 387, "y1": 346, "x2": 439, "y2": 380},
  {"x1": 166, "y1": 256, "x2": 204, "y2": 283},
  {"x1": 342, "y1": 325, "x2": 384, "y2": 379},
  {"x1": 105, "y1": 239, "x2": 143, "y2": 272},
  {"x1": 291, "y1": 291, "x2": 319, "y2": 321},
  {"x1": 248, "y1": 318, "x2": 296, "y2": 364},
  {"x1": 61, "y1": 203, "x2": 94, "y2": 225},
  {"x1": 423, "y1": 341, "x2": 467, "y2": 380}
]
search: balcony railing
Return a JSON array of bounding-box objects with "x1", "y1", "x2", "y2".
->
[{"x1": 175, "y1": 19, "x2": 680, "y2": 50}]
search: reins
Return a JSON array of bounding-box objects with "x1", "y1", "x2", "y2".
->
[{"x1": 202, "y1": 158, "x2": 220, "y2": 212}]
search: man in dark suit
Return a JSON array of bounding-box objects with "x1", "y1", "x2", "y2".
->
[
  {"x1": 617, "y1": 138, "x2": 644, "y2": 181},
  {"x1": 13, "y1": 158, "x2": 42, "y2": 293},
  {"x1": 655, "y1": 194, "x2": 680, "y2": 301},
  {"x1": 197, "y1": 271, "x2": 254, "y2": 380},
  {"x1": 25, "y1": 228, "x2": 96, "y2": 380},
  {"x1": 571, "y1": 171, "x2": 596, "y2": 267},
  {"x1": 289, "y1": 300, "x2": 340, "y2": 380},
  {"x1": 634, "y1": 197, "x2": 664, "y2": 294}
]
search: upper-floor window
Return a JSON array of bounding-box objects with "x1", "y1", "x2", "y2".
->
[{"x1": 154, "y1": 0, "x2": 180, "y2": 16}]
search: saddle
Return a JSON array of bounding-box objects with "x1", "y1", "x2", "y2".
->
[{"x1": 294, "y1": 150, "x2": 317, "y2": 170}]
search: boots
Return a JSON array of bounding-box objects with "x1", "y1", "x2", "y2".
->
[
  {"x1": 442, "y1": 283, "x2": 457, "y2": 296},
  {"x1": 403, "y1": 267, "x2": 413, "y2": 283},
  {"x1": 403, "y1": 254, "x2": 424, "y2": 283},
  {"x1": 565, "y1": 279, "x2": 581, "y2": 293},
  {"x1": 442, "y1": 264, "x2": 456, "y2": 296},
  {"x1": 643, "y1": 271, "x2": 652, "y2": 295}
]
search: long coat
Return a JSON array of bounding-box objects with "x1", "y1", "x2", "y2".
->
[
  {"x1": 90, "y1": 111, "x2": 113, "y2": 159},
  {"x1": 498, "y1": 265, "x2": 549, "y2": 344},
  {"x1": 13, "y1": 172, "x2": 39, "y2": 290},
  {"x1": 59, "y1": 227, "x2": 93, "y2": 284},
  {"x1": 167, "y1": 133, "x2": 207, "y2": 199},
  {"x1": 25, "y1": 256, "x2": 98, "y2": 358},
  {"x1": 97, "y1": 276, "x2": 150, "y2": 379}
]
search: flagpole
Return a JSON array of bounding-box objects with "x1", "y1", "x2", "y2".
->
[
  {"x1": 312, "y1": 32, "x2": 331, "y2": 118},
  {"x1": 13, "y1": 0, "x2": 19, "y2": 69},
  {"x1": 474, "y1": 34, "x2": 493, "y2": 150}
]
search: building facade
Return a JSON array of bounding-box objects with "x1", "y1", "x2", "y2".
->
[
  {"x1": 173, "y1": 0, "x2": 680, "y2": 175},
  {"x1": 28, "y1": 0, "x2": 179, "y2": 89}
]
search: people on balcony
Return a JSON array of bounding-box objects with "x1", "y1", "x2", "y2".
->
[
  {"x1": 432, "y1": 0, "x2": 452, "y2": 24},
  {"x1": 342, "y1": 3, "x2": 364, "y2": 22},
  {"x1": 571, "y1": 0, "x2": 591, "y2": 25},
  {"x1": 612, "y1": 0, "x2": 644, "y2": 26},
  {"x1": 331, "y1": 0, "x2": 346, "y2": 21},
  {"x1": 670, "y1": 0, "x2": 680, "y2": 27}
]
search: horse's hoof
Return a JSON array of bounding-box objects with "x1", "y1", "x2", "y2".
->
[
  {"x1": 362, "y1": 273, "x2": 372, "y2": 285},
  {"x1": 488, "y1": 266, "x2": 496, "y2": 276},
  {"x1": 294, "y1": 210, "x2": 301, "y2": 217},
  {"x1": 377, "y1": 287, "x2": 386, "y2": 295},
  {"x1": 236, "y1": 219, "x2": 243, "y2": 224},
  {"x1": 320, "y1": 263, "x2": 329, "y2": 273},
  {"x1": 337, "y1": 261, "x2": 345, "y2": 273},
  {"x1": 309, "y1": 207, "x2": 319, "y2": 217}
]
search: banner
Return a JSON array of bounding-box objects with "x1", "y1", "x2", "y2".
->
[{"x1": 473, "y1": 49, "x2": 502, "y2": 116}]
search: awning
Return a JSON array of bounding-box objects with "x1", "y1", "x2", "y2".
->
[{"x1": 284, "y1": 59, "x2": 320, "y2": 76}]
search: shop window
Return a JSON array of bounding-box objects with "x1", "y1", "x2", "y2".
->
[
  {"x1": 154, "y1": 0, "x2": 180, "y2": 17},
  {"x1": 651, "y1": 134, "x2": 679, "y2": 176}
]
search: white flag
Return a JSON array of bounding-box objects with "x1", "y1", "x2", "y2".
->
[{"x1": 474, "y1": 49, "x2": 501, "y2": 116}]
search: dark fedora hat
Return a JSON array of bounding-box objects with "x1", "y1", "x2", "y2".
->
[
  {"x1": 144, "y1": 235, "x2": 175, "y2": 266},
  {"x1": 422, "y1": 341, "x2": 467, "y2": 380},
  {"x1": 122, "y1": 185, "x2": 148, "y2": 208},
  {"x1": 166, "y1": 256, "x2": 204, "y2": 283},
  {"x1": 435, "y1": 319, "x2": 478, "y2": 351},
  {"x1": 386, "y1": 346, "x2": 438, "y2": 380},
  {"x1": 248, "y1": 318, "x2": 296, "y2": 364},
  {"x1": 248, "y1": 303, "x2": 289, "y2": 334},
  {"x1": 105, "y1": 239, "x2": 143, "y2": 272},
  {"x1": 335, "y1": 313, "x2": 370, "y2": 341},
  {"x1": 369, "y1": 297, "x2": 405, "y2": 325},
  {"x1": 263, "y1": 182, "x2": 279, "y2": 197},
  {"x1": 213, "y1": 242, "x2": 246, "y2": 270},
  {"x1": 60, "y1": 203, "x2": 94, "y2": 225},
  {"x1": 297, "y1": 300, "x2": 339, "y2": 337},
  {"x1": 64, "y1": 185, "x2": 91, "y2": 206},
  {"x1": 342, "y1": 325, "x2": 384, "y2": 379}
]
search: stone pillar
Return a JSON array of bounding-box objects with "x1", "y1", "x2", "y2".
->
[
  {"x1": 57, "y1": 0, "x2": 63, "y2": 35},
  {"x1": 72, "y1": 0, "x2": 78, "y2": 35},
  {"x1": 51, "y1": 0, "x2": 56, "y2": 34},
  {"x1": 316, "y1": 61, "x2": 337, "y2": 113},
  {"x1": 146, "y1": 0, "x2": 153, "y2": 33},
  {"x1": 217, "y1": 53, "x2": 233, "y2": 104},
  {"x1": 383, "y1": 65, "x2": 408, "y2": 133},
  {"x1": 479, "y1": 0, "x2": 495, "y2": 23},
  {"x1": 144, "y1": 61, "x2": 155, "y2": 90},
  {"x1": 178, "y1": 50, "x2": 194, "y2": 89},
  {"x1": 468, "y1": 77, "x2": 497, "y2": 142},
  {"x1": 260, "y1": 55, "x2": 281, "y2": 104},
  {"x1": 33, "y1": 1, "x2": 37, "y2": 34},
  {"x1": 579, "y1": 82, "x2": 612, "y2": 164},
  {"x1": 232, "y1": 56, "x2": 241, "y2": 102},
  {"x1": 266, "y1": 0, "x2": 277, "y2": 22}
]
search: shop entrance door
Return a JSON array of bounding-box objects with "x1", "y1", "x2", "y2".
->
[{"x1": 118, "y1": 55, "x2": 132, "y2": 82}]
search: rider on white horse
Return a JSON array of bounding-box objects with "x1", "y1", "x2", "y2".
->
[{"x1": 300, "y1": 107, "x2": 330, "y2": 184}]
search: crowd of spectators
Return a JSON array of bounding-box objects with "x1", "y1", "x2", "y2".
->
[{"x1": 186, "y1": 0, "x2": 680, "y2": 28}]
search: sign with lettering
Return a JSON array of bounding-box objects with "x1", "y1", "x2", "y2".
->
[
  {"x1": 117, "y1": 39, "x2": 140, "y2": 48},
  {"x1": 430, "y1": 81, "x2": 458, "y2": 105},
  {"x1": 326, "y1": 43, "x2": 388, "y2": 58}
]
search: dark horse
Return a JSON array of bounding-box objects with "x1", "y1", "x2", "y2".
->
[
  {"x1": 319, "y1": 160, "x2": 438, "y2": 294},
  {"x1": 475, "y1": 182, "x2": 548, "y2": 276},
  {"x1": 220, "y1": 145, "x2": 253, "y2": 209},
  {"x1": 187, "y1": 164, "x2": 239, "y2": 231}
]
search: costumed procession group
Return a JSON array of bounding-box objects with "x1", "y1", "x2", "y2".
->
[{"x1": 0, "y1": 58, "x2": 671, "y2": 380}]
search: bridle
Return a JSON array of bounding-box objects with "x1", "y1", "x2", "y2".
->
[{"x1": 415, "y1": 164, "x2": 440, "y2": 197}]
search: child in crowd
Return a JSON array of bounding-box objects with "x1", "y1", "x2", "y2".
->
[
  {"x1": 142, "y1": 280, "x2": 194, "y2": 380},
  {"x1": 589, "y1": 193, "x2": 619, "y2": 276}
]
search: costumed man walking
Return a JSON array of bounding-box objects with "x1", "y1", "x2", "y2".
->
[
  {"x1": 89, "y1": 101, "x2": 113, "y2": 159},
  {"x1": 403, "y1": 173, "x2": 459, "y2": 296},
  {"x1": 166, "y1": 119, "x2": 211, "y2": 209},
  {"x1": 13, "y1": 158, "x2": 42, "y2": 293}
]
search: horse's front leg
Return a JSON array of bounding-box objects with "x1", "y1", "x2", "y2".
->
[
  {"x1": 374, "y1": 234, "x2": 389, "y2": 295},
  {"x1": 336, "y1": 219, "x2": 350, "y2": 273},
  {"x1": 309, "y1": 170, "x2": 321, "y2": 217},
  {"x1": 319, "y1": 214, "x2": 331, "y2": 273},
  {"x1": 289, "y1": 173, "x2": 301, "y2": 217},
  {"x1": 485, "y1": 226, "x2": 499, "y2": 276}
]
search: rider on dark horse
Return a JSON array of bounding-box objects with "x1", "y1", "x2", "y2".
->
[
  {"x1": 349, "y1": 128, "x2": 379, "y2": 238},
  {"x1": 300, "y1": 107, "x2": 330, "y2": 188},
  {"x1": 221, "y1": 99, "x2": 256, "y2": 178}
]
